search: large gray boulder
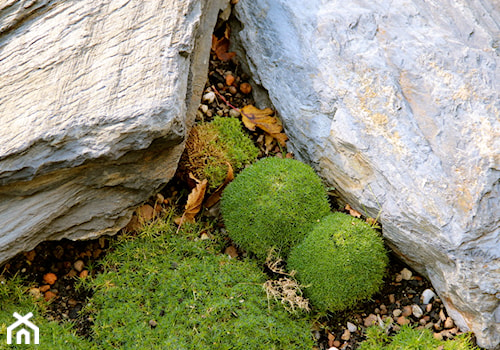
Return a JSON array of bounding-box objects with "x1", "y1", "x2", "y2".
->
[
  {"x1": 0, "y1": 0, "x2": 229, "y2": 263},
  {"x1": 235, "y1": 1, "x2": 499, "y2": 348}
]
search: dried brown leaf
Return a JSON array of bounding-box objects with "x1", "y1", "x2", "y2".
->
[
  {"x1": 345, "y1": 203, "x2": 362, "y2": 218},
  {"x1": 240, "y1": 105, "x2": 282, "y2": 134},
  {"x1": 180, "y1": 174, "x2": 208, "y2": 224},
  {"x1": 211, "y1": 35, "x2": 236, "y2": 62}
]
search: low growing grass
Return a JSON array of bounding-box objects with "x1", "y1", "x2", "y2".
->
[
  {"x1": 359, "y1": 325, "x2": 478, "y2": 350},
  {"x1": 82, "y1": 214, "x2": 314, "y2": 349},
  {"x1": 0, "y1": 275, "x2": 92, "y2": 349}
]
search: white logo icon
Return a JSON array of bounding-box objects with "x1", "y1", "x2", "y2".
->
[{"x1": 6, "y1": 312, "x2": 40, "y2": 345}]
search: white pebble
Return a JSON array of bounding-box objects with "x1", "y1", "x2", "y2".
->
[
  {"x1": 400, "y1": 268, "x2": 413, "y2": 280},
  {"x1": 199, "y1": 104, "x2": 209, "y2": 113},
  {"x1": 202, "y1": 91, "x2": 215, "y2": 104},
  {"x1": 422, "y1": 289, "x2": 436, "y2": 304},
  {"x1": 347, "y1": 322, "x2": 357, "y2": 332},
  {"x1": 412, "y1": 304, "x2": 424, "y2": 318}
]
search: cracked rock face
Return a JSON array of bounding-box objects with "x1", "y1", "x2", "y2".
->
[
  {"x1": 0, "y1": 0, "x2": 228, "y2": 264},
  {"x1": 235, "y1": 1, "x2": 499, "y2": 348}
]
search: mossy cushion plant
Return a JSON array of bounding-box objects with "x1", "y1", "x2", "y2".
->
[
  {"x1": 359, "y1": 324, "x2": 478, "y2": 350},
  {"x1": 288, "y1": 212, "x2": 388, "y2": 313},
  {"x1": 221, "y1": 157, "x2": 331, "y2": 261},
  {"x1": 83, "y1": 217, "x2": 314, "y2": 350},
  {"x1": 182, "y1": 116, "x2": 259, "y2": 189}
]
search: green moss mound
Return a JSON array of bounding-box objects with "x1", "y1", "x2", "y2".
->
[
  {"x1": 288, "y1": 212, "x2": 388, "y2": 313},
  {"x1": 183, "y1": 116, "x2": 259, "y2": 188},
  {"x1": 85, "y1": 220, "x2": 314, "y2": 350},
  {"x1": 359, "y1": 325, "x2": 478, "y2": 350},
  {"x1": 221, "y1": 157, "x2": 331, "y2": 261}
]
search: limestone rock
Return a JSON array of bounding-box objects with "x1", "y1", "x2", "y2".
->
[
  {"x1": 234, "y1": 1, "x2": 499, "y2": 348},
  {"x1": 0, "y1": 0, "x2": 229, "y2": 263}
]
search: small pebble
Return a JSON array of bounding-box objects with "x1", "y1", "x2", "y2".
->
[
  {"x1": 73, "y1": 260, "x2": 85, "y2": 272},
  {"x1": 228, "y1": 86, "x2": 238, "y2": 95},
  {"x1": 426, "y1": 303, "x2": 433, "y2": 312},
  {"x1": 225, "y1": 73, "x2": 235, "y2": 86},
  {"x1": 388, "y1": 294, "x2": 396, "y2": 304},
  {"x1": 200, "y1": 104, "x2": 209, "y2": 114},
  {"x1": 347, "y1": 322, "x2": 357, "y2": 333},
  {"x1": 333, "y1": 340, "x2": 341, "y2": 348},
  {"x1": 28, "y1": 287, "x2": 42, "y2": 299},
  {"x1": 395, "y1": 273, "x2": 403, "y2": 282},
  {"x1": 79, "y1": 270, "x2": 89, "y2": 279},
  {"x1": 402, "y1": 305, "x2": 412, "y2": 317},
  {"x1": 379, "y1": 304, "x2": 388, "y2": 315},
  {"x1": 397, "y1": 316, "x2": 410, "y2": 325},
  {"x1": 444, "y1": 317, "x2": 454, "y2": 329},
  {"x1": 341, "y1": 329, "x2": 351, "y2": 341},
  {"x1": 149, "y1": 319, "x2": 158, "y2": 328},
  {"x1": 39, "y1": 285, "x2": 51, "y2": 293},
  {"x1": 421, "y1": 288, "x2": 436, "y2": 304},
  {"x1": 205, "y1": 110, "x2": 213, "y2": 118},
  {"x1": 364, "y1": 313, "x2": 378, "y2": 327},
  {"x1": 400, "y1": 268, "x2": 413, "y2": 280},
  {"x1": 229, "y1": 109, "x2": 240, "y2": 118},
  {"x1": 202, "y1": 91, "x2": 215, "y2": 104},
  {"x1": 393, "y1": 309, "x2": 402, "y2": 317},
  {"x1": 44, "y1": 291, "x2": 57, "y2": 301},
  {"x1": 43, "y1": 273, "x2": 57, "y2": 285},
  {"x1": 439, "y1": 309, "x2": 446, "y2": 322},
  {"x1": 240, "y1": 82, "x2": 252, "y2": 94},
  {"x1": 412, "y1": 304, "x2": 423, "y2": 318}
]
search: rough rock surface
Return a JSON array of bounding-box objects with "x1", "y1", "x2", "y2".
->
[
  {"x1": 234, "y1": 1, "x2": 499, "y2": 348},
  {"x1": 0, "y1": 0, "x2": 229, "y2": 264}
]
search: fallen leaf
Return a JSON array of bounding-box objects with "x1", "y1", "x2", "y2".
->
[
  {"x1": 264, "y1": 133, "x2": 275, "y2": 154},
  {"x1": 137, "y1": 204, "x2": 155, "y2": 222},
  {"x1": 178, "y1": 174, "x2": 208, "y2": 224},
  {"x1": 205, "y1": 163, "x2": 234, "y2": 208},
  {"x1": 211, "y1": 35, "x2": 236, "y2": 62},
  {"x1": 240, "y1": 105, "x2": 288, "y2": 146},
  {"x1": 345, "y1": 204, "x2": 362, "y2": 218},
  {"x1": 240, "y1": 105, "x2": 281, "y2": 133}
]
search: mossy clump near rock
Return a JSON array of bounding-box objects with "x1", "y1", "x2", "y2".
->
[
  {"x1": 288, "y1": 212, "x2": 388, "y2": 313},
  {"x1": 181, "y1": 116, "x2": 259, "y2": 189},
  {"x1": 221, "y1": 157, "x2": 331, "y2": 261}
]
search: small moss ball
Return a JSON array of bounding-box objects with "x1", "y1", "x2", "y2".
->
[
  {"x1": 288, "y1": 212, "x2": 388, "y2": 313},
  {"x1": 221, "y1": 157, "x2": 331, "y2": 261}
]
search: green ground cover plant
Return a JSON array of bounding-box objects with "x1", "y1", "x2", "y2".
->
[
  {"x1": 82, "y1": 215, "x2": 314, "y2": 349},
  {"x1": 288, "y1": 212, "x2": 388, "y2": 313},
  {"x1": 183, "y1": 116, "x2": 259, "y2": 188},
  {"x1": 0, "y1": 275, "x2": 92, "y2": 350},
  {"x1": 359, "y1": 325, "x2": 478, "y2": 350},
  {"x1": 221, "y1": 157, "x2": 331, "y2": 261}
]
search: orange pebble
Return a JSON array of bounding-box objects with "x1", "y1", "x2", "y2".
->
[
  {"x1": 44, "y1": 291, "x2": 57, "y2": 301},
  {"x1": 39, "y1": 285, "x2": 51, "y2": 293},
  {"x1": 225, "y1": 74, "x2": 235, "y2": 86},
  {"x1": 43, "y1": 272, "x2": 57, "y2": 285},
  {"x1": 79, "y1": 270, "x2": 89, "y2": 279},
  {"x1": 240, "y1": 82, "x2": 252, "y2": 94}
]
